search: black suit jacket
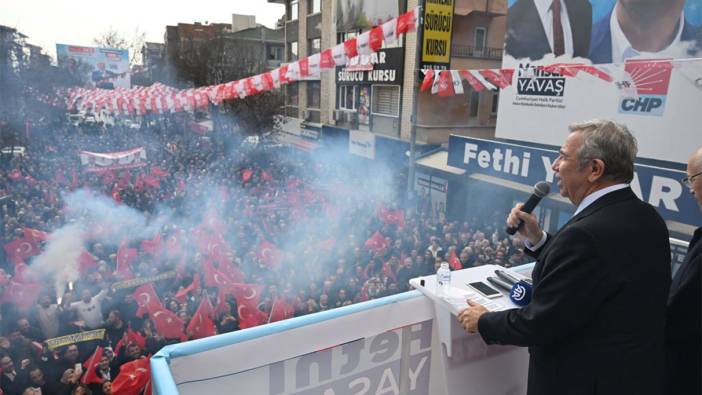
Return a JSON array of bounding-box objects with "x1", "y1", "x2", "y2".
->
[
  {"x1": 505, "y1": 0, "x2": 592, "y2": 60},
  {"x1": 479, "y1": 188, "x2": 671, "y2": 395},
  {"x1": 666, "y1": 227, "x2": 701, "y2": 395}
]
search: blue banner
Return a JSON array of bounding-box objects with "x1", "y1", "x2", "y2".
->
[{"x1": 447, "y1": 135, "x2": 701, "y2": 228}]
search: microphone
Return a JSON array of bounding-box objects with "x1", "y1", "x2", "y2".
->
[
  {"x1": 506, "y1": 181, "x2": 551, "y2": 235},
  {"x1": 509, "y1": 281, "x2": 533, "y2": 306},
  {"x1": 487, "y1": 276, "x2": 513, "y2": 292}
]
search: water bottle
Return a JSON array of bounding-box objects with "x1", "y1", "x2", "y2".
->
[{"x1": 437, "y1": 262, "x2": 451, "y2": 296}]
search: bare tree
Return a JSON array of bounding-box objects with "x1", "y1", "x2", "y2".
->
[{"x1": 93, "y1": 26, "x2": 146, "y2": 66}]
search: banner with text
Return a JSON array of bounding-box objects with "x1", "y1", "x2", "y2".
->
[
  {"x1": 447, "y1": 136, "x2": 702, "y2": 228},
  {"x1": 349, "y1": 129, "x2": 376, "y2": 159},
  {"x1": 495, "y1": 58, "x2": 702, "y2": 164},
  {"x1": 79, "y1": 147, "x2": 147, "y2": 172},
  {"x1": 420, "y1": 0, "x2": 455, "y2": 70}
]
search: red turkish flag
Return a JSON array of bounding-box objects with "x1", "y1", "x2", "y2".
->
[
  {"x1": 3, "y1": 237, "x2": 39, "y2": 265},
  {"x1": 114, "y1": 328, "x2": 146, "y2": 356},
  {"x1": 378, "y1": 207, "x2": 405, "y2": 228},
  {"x1": 448, "y1": 249, "x2": 462, "y2": 270},
  {"x1": 23, "y1": 227, "x2": 48, "y2": 243},
  {"x1": 344, "y1": 38, "x2": 358, "y2": 58},
  {"x1": 364, "y1": 231, "x2": 388, "y2": 253},
  {"x1": 436, "y1": 70, "x2": 454, "y2": 96},
  {"x1": 81, "y1": 346, "x2": 103, "y2": 384},
  {"x1": 396, "y1": 9, "x2": 417, "y2": 35},
  {"x1": 175, "y1": 274, "x2": 200, "y2": 303},
  {"x1": 151, "y1": 308, "x2": 185, "y2": 339},
  {"x1": 112, "y1": 357, "x2": 150, "y2": 395},
  {"x1": 116, "y1": 241, "x2": 137, "y2": 279},
  {"x1": 420, "y1": 69, "x2": 434, "y2": 92},
  {"x1": 478, "y1": 69, "x2": 511, "y2": 89},
  {"x1": 186, "y1": 297, "x2": 216, "y2": 339},
  {"x1": 299, "y1": 57, "x2": 310, "y2": 77},
  {"x1": 459, "y1": 70, "x2": 486, "y2": 92},
  {"x1": 320, "y1": 48, "x2": 334, "y2": 68},
  {"x1": 133, "y1": 283, "x2": 163, "y2": 318},
  {"x1": 218, "y1": 260, "x2": 245, "y2": 284},
  {"x1": 1, "y1": 281, "x2": 41, "y2": 309},
  {"x1": 140, "y1": 233, "x2": 162, "y2": 256},
  {"x1": 256, "y1": 240, "x2": 283, "y2": 268},
  {"x1": 268, "y1": 297, "x2": 295, "y2": 323},
  {"x1": 241, "y1": 168, "x2": 254, "y2": 182},
  {"x1": 78, "y1": 250, "x2": 98, "y2": 275},
  {"x1": 226, "y1": 283, "x2": 267, "y2": 329},
  {"x1": 369, "y1": 26, "x2": 384, "y2": 52},
  {"x1": 202, "y1": 259, "x2": 234, "y2": 288},
  {"x1": 150, "y1": 166, "x2": 169, "y2": 177}
]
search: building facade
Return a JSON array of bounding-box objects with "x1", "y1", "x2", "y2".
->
[{"x1": 271, "y1": 0, "x2": 506, "y2": 151}]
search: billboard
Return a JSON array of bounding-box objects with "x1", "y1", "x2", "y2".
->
[
  {"x1": 446, "y1": 136, "x2": 702, "y2": 229},
  {"x1": 336, "y1": 0, "x2": 399, "y2": 32},
  {"x1": 503, "y1": 0, "x2": 702, "y2": 64},
  {"x1": 420, "y1": 0, "x2": 456, "y2": 70},
  {"x1": 56, "y1": 44, "x2": 130, "y2": 89},
  {"x1": 496, "y1": 0, "x2": 702, "y2": 164}
]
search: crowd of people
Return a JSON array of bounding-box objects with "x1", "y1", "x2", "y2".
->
[{"x1": 0, "y1": 115, "x2": 529, "y2": 395}]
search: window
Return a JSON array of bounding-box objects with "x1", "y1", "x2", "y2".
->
[
  {"x1": 307, "y1": 82, "x2": 321, "y2": 108},
  {"x1": 336, "y1": 31, "x2": 359, "y2": 44},
  {"x1": 288, "y1": 41, "x2": 298, "y2": 61},
  {"x1": 309, "y1": 0, "x2": 321, "y2": 14},
  {"x1": 268, "y1": 46, "x2": 283, "y2": 61},
  {"x1": 338, "y1": 86, "x2": 355, "y2": 110},
  {"x1": 470, "y1": 91, "x2": 480, "y2": 117},
  {"x1": 474, "y1": 27, "x2": 486, "y2": 56},
  {"x1": 491, "y1": 92, "x2": 499, "y2": 114},
  {"x1": 287, "y1": 84, "x2": 299, "y2": 106},
  {"x1": 308, "y1": 38, "x2": 321, "y2": 55},
  {"x1": 289, "y1": 0, "x2": 298, "y2": 21},
  {"x1": 372, "y1": 85, "x2": 400, "y2": 117}
]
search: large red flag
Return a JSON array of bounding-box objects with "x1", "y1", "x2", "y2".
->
[
  {"x1": 140, "y1": 234, "x2": 162, "y2": 256},
  {"x1": 227, "y1": 283, "x2": 266, "y2": 329},
  {"x1": 151, "y1": 309, "x2": 185, "y2": 339},
  {"x1": 0, "y1": 281, "x2": 41, "y2": 310},
  {"x1": 112, "y1": 358, "x2": 150, "y2": 395},
  {"x1": 268, "y1": 297, "x2": 295, "y2": 323},
  {"x1": 3, "y1": 236, "x2": 41, "y2": 265},
  {"x1": 23, "y1": 227, "x2": 48, "y2": 244},
  {"x1": 133, "y1": 284, "x2": 163, "y2": 318},
  {"x1": 256, "y1": 240, "x2": 284, "y2": 268},
  {"x1": 447, "y1": 249, "x2": 462, "y2": 270},
  {"x1": 78, "y1": 250, "x2": 98, "y2": 275},
  {"x1": 364, "y1": 231, "x2": 388, "y2": 253},
  {"x1": 116, "y1": 241, "x2": 138, "y2": 279},
  {"x1": 186, "y1": 297, "x2": 216, "y2": 339},
  {"x1": 175, "y1": 275, "x2": 200, "y2": 303},
  {"x1": 81, "y1": 346, "x2": 104, "y2": 384}
]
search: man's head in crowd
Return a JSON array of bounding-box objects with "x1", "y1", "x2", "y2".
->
[
  {"x1": 29, "y1": 367, "x2": 45, "y2": 387},
  {"x1": 63, "y1": 344, "x2": 79, "y2": 363},
  {"x1": 81, "y1": 289, "x2": 93, "y2": 303},
  {"x1": 1, "y1": 355, "x2": 15, "y2": 374}
]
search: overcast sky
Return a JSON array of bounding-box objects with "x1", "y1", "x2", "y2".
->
[{"x1": 0, "y1": 0, "x2": 285, "y2": 60}]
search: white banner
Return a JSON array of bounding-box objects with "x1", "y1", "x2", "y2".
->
[
  {"x1": 79, "y1": 147, "x2": 147, "y2": 172},
  {"x1": 349, "y1": 130, "x2": 376, "y2": 159},
  {"x1": 495, "y1": 59, "x2": 702, "y2": 164}
]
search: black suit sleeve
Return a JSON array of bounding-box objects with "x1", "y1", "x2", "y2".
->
[{"x1": 478, "y1": 226, "x2": 618, "y2": 346}]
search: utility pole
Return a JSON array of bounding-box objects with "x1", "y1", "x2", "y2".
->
[{"x1": 407, "y1": 3, "x2": 424, "y2": 202}]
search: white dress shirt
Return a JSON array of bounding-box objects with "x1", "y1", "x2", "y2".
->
[
  {"x1": 610, "y1": 9, "x2": 686, "y2": 64},
  {"x1": 534, "y1": 0, "x2": 574, "y2": 56},
  {"x1": 526, "y1": 184, "x2": 630, "y2": 250}
]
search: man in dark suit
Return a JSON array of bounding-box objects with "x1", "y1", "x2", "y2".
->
[
  {"x1": 589, "y1": 0, "x2": 702, "y2": 64},
  {"x1": 505, "y1": 0, "x2": 592, "y2": 60},
  {"x1": 458, "y1": 119, "x2": 671, "y2": 395},
  {"x1": 666, "y1": 146, "x2": 702, "y2": 395}
]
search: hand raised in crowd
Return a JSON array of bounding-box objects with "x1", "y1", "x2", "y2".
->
[{"x1": 506, "y1": 203, "x2": 542, "y2": 245}]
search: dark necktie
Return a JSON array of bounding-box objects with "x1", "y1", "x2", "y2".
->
[{"x1": 552, "y1": 0, "x2": 565, "y2": 56}]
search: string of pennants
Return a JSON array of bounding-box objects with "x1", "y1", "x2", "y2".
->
[
  {"x1": 419, "y1": 63, "x2": 616, "y2": 96},
  {"x1": 61, "y1": 7, "x2": 422, "y2": 116}
]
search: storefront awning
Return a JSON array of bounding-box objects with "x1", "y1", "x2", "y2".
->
[{"x1": 416, "y1": 150, "x2": 466, "y2": 175}]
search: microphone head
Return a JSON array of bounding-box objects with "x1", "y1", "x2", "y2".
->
[
  {"x1": 533, "y1": 181, "x2": 551, "y2": 198},
  {"x1": 509, "y1": 281, "x2": 533, "y2": 306}
]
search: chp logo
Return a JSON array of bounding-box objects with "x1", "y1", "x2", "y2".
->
[
  {"x1": 618, "y1": 59, "x2": 673, "y2": 116},
  {"x1": 516, "y1": 63, "x2": 566, "y2": 97}
]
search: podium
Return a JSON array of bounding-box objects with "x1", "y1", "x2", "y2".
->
[{"x1": 410, "y1": 264, "x2": 531, "y2": 395}]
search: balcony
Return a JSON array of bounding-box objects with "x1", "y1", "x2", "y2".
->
[{"x1": 452, "y1": 45, "x2": 503, "y2": 60}]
